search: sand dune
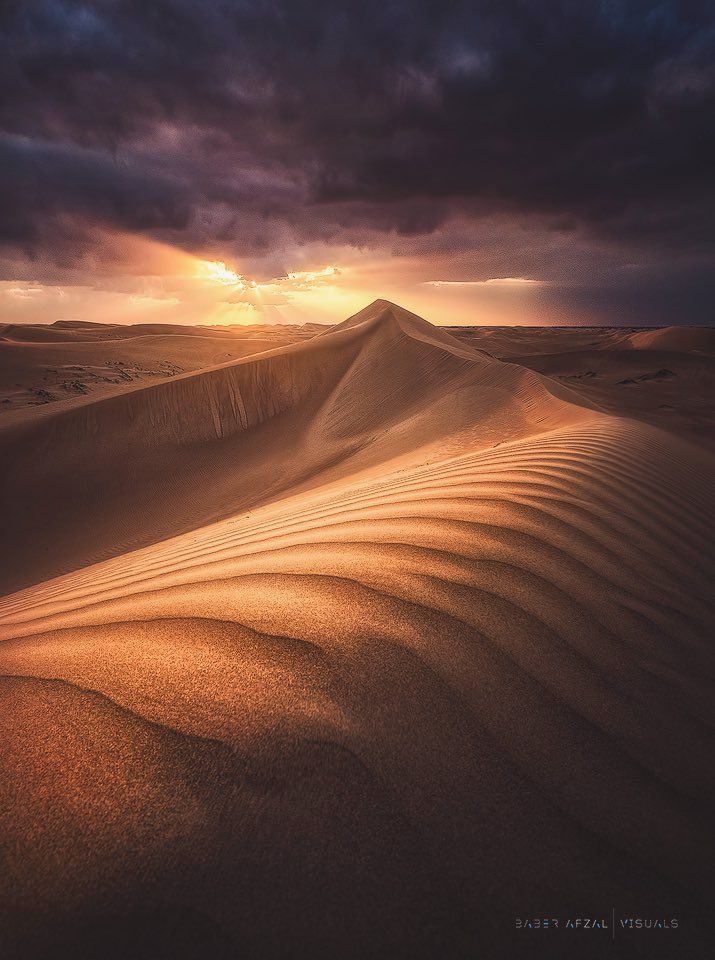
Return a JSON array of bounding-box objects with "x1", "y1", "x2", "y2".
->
[
  {"x1": 0, "y1": 321, "x2": 305, "y2": 419},
  {"x1": 450, "y1": 323, "x2": 715, "y2": 362},
  {"x1": 0, "y1": 302, "x2": 587, "y2": 593},
  {"x1": 622, "y1": 326, "x2": 715, "y2": 354},
  {"x1": 1, "y1": 301, "x2": 713, "y2": 959},
  {"x1": 0, "y1": 319, "x2": 321, "y2": 343}
]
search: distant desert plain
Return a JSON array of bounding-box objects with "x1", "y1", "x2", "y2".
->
[{"x1": 1, "y1": 300, "x2": 714, "y2": 959}]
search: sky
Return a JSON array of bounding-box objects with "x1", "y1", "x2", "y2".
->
[{"x1": 1, "y1": 1, "x2": 714, "y2": 327}]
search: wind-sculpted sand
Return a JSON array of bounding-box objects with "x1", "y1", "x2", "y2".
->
[{"x1": 1, "y1": 302, "x2": 713, "y2": 959}]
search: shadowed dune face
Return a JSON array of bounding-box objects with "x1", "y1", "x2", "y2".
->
[{"x1": 1, "y1": 302, "x2": 714, "y2": 959}]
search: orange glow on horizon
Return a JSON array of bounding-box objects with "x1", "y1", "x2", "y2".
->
[{"x1": 1, "y1": 240, "x2": 567, "y2": 328}]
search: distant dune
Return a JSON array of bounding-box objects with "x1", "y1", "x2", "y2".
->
[
  {"x1": 621, "y1": 325, "x2": 715, "y2": 354},
  {"x1": 1, "y1": 302, "x2": 713, "y2": 959}
]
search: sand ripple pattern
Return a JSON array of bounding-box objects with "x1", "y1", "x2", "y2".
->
[{"x1": 1, "y1": 303, "x2": 714, "y2": 959}]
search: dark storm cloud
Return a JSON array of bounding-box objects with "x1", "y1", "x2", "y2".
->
[
  {"x1": 0, "y1": 134, "x2": 190, "y2": 246},
  {"x1": 1, "y1": 0, "x2": 714, "y2": 318}
]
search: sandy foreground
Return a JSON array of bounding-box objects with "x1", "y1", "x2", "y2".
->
[{"x1": 1, "y1": 301, "x2": 713, "y2": 959}]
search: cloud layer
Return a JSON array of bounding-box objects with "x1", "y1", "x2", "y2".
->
[{"x1": 2, "y1": 1, "x2": 714, "y2": 323}]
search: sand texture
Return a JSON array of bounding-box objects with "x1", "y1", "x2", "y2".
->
[{"x1": 1, "y1": 302, "x2": 713, "y2": 959}]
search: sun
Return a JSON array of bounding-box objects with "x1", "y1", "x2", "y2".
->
[{"x1": 196, "y1": 259, "x2": 249, "y2": 287}]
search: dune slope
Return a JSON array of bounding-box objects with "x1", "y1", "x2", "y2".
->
[
  {"x1": 1, "y1": 302, "x2": 713, "y2": 959},
  {"x1": 0, "y1": 301, "x2": 585, "y2": 593}
]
